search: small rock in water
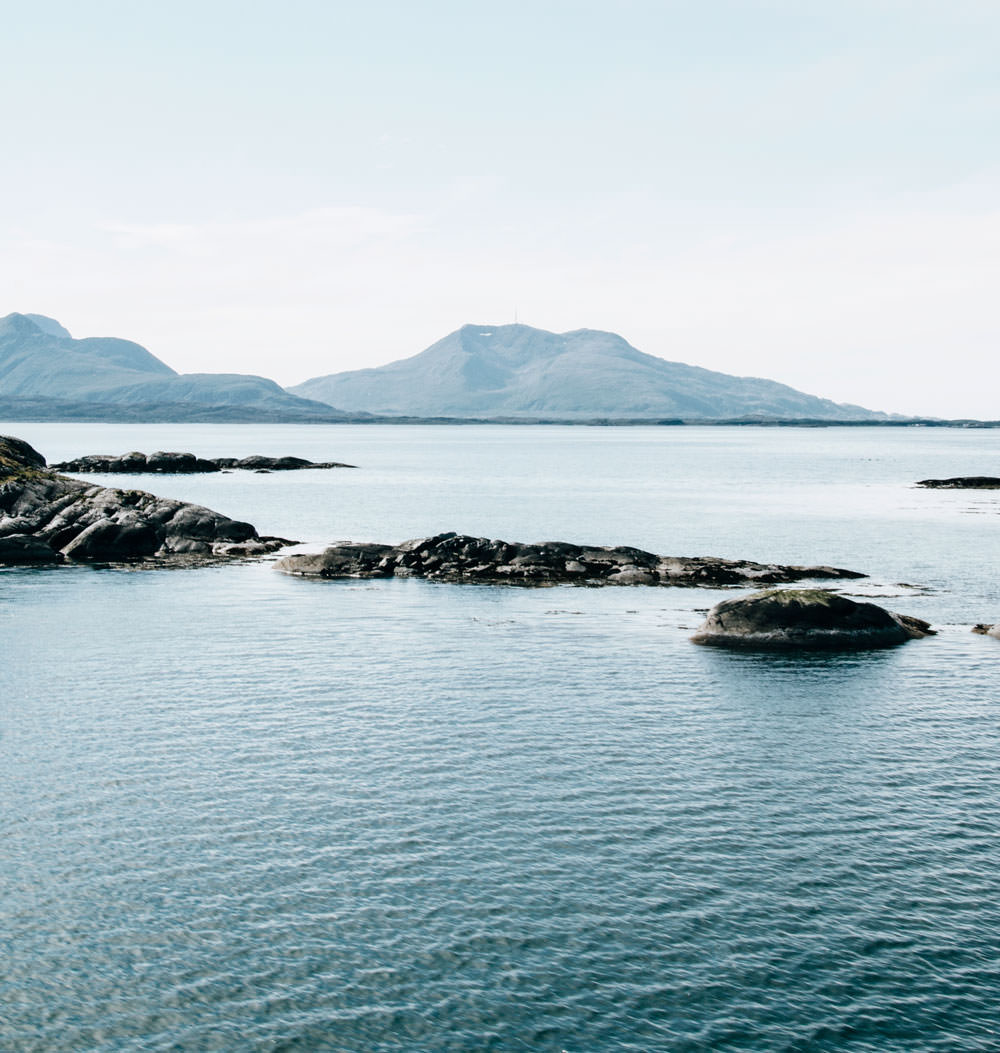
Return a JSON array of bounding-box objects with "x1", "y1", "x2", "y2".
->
[
  {"x1": 691, "y1": 588, "x2": 934, "y2": 650},
  {"x1": 916, "y1": 476, "x2": 1000, "y2": 489}
]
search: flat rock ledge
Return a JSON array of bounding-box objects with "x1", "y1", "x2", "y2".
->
[
  {"x1": 0, "y1": 435, "x2": 290, "y2": 565},
  {"x1": 274, "y1": 532, "x2": 865, "y2": 588},
  {"x1": 51, "y1": 451, "x2": 355, "y2": 473},
  {"x1": 917, "y1": 476, "x2": 1000, "y2": 489},
  {"x1": 691, "y1": 588, "x2": 934, "y2": 650}
]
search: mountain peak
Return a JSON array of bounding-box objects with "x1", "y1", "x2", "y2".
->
[
  {"x1": 0, "y1": 313, "x2": 355, "y2": 420},
  {"x1": 0, "y1": 313, "x2": 74, "y2": 342},
  {"x1": 23, "y1": 314, "x2": 72, "y2": 339},
  {"x1": 0, "y1": 313, "x2": 48, "y2": 340},
  {"x1": 290, "y1": 323, "x2": 883, "y2": 420}
]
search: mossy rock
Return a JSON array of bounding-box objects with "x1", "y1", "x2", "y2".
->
[
  {"x1": 691, "y1": 588, "x2": 934, "y2": 650},
  {"x1": 0, "y1": 435, "x2": 47, "y2": 478}
]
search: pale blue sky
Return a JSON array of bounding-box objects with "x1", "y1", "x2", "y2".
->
[{"x1": 3, "y1": 0, "x2": 998, "y2": 416}]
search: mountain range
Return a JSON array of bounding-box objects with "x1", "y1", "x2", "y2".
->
[
  {"x1": 0, "y1": 313, "x2": 349, "y2": 421},
  {"x1": 291, "y1": 324, "x2": 883, "y2": 421},
  {"x1": 1, "y1": 313, "x2": 886, "y2": 422}
]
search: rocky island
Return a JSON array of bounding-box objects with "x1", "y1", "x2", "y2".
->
[
  {"x1": 274, "y1": 532, "x2": 865, "y2": 588},
  {"x1": 916, "y1": 476, "x2": 1000, "y2": 489},
  {"x1": 52, "y1": 451, "x2": 355, "y2": 473},
  {"x1": 0, "y1": 435, "x2": 291, "y2": 564},
  {"x1": 691, "y1": 589, "x2": 934, "y2": 649}
]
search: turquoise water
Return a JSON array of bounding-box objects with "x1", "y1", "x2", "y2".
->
[{"x1": 3, "y1": 424, "x2": 1000, "y2": 1051}]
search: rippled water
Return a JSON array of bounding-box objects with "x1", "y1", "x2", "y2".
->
[{"x1": 3, "y1": 424, "x2": 1000, "y2": 1051}]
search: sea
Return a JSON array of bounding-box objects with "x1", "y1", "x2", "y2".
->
[{"x1": 3, "y1": 422, "x2": 1000, "y2": 1052}]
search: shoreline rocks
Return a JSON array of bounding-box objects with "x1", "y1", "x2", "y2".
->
[
  {"x1": 0, "y1": 435, "x2": 292, "y2": 565},
  {"x1": 274, "y1": 532, "x2": 866, "y2": 588},
  {"x1": 691, "y1": 588, "x2": 934, "y2": 649},
  {"x1": 51, "y1": 451, "x2": 356, "y2": 473},
  {"x1": 917, "y1": 476, "x2": 1000, "y2": 489}
]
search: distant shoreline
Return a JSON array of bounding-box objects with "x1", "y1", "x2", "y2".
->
[{"x1": 0, "y1": 399, "x2": 995, "y2": 429}]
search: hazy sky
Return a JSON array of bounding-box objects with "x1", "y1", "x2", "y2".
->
[{"x1": 2, "y1": 0, "x2": 998, "y2": 417}]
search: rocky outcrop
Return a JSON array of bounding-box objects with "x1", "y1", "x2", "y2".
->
[
  {"x1": 691, "y1": 588, "x2": 934, "y2": 649},
  {"x1": 274, "y1": 532, "x2": 865, "y2": 587},
  {"x1": 0, "y1": 435, "x2": 291, "y2": 564},
  {"x1": 51, "y1": 451, "x2": 355, "y2": 473},
  {"x1": 917, "y1": 476, "x2": 1000, "y2": 489},
  {"x1": 973, "y1": 624, "x2": 1000, "y2": 639}
]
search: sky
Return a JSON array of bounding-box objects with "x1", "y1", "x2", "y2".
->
[{"x1": 2, "y1": 0, "x2": 998, "y2": 418}]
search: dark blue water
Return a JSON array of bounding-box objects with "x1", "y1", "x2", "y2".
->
[{"x1": 3, "y1": 425, "x2": 1000, "y2": 1051}]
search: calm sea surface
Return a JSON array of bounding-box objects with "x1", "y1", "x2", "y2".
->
[{"x1": 3, "y1": 424, "x2": 1000, "y2": 1052}]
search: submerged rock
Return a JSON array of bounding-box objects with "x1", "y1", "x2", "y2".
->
[
  {"x1": 51, "y1": 451, "x2": 356, "y2": 473},
  {"x1": 691, "y1": 588, "x2": 934, "y2": 650},
  {"x1": 917, "y1": 476, "x2": 1000, "y2": 489},
  {"x1": 274, "y1": 532, "x2": 865, "y2": 588},
  {"x1": 0, "y1": 434, "x2": 291, "y2": 565}
]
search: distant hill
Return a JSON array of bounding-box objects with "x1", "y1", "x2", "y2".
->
[
  {"x1": 290, "y1": 323, "x2": 884, "y2": 420},
  {"x1": 0, "y1": 313, "x2": 352, "y2": 421}
]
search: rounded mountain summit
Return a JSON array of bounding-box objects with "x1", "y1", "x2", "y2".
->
[{"x1": 290, "y1": 324, "x2": 882, "y2": 421}]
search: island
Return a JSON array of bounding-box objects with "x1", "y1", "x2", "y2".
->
[
  {"x1": 51, "y1": 451, "x2": 356, "y2": 473},
  {"x1": 274, "y1": 532, "x2": 865, "y2": 588}
]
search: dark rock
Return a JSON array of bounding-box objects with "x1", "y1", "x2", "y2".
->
[
  {"x1": 51, "y1": 450, "x2": 356, "y2": 473},
  {"x1": 278, "y1": 543, "x2": 396, "y2": 578},
  {"x1": 118, "y1": 451, "x2": 148, "y2": 472},
  {"x1": 55, "y1": 454, "x2": 121, "y2": 473},
  {"x1": 146, "y1": 451, "x2": 220, "y2": 473},
  {"x1": 61, "y1": 518, "x2": 160, "y2": 560},
  {"x1": 691, "y1": 588, "x2": 934, "y2": 649},
  {"x1": 0, "y1": 533, "x2": 62, "y2": 564},
  {"x1": 238, "y1": 455, "x2": 308, "y2": 469},
  {"x1": 917, "y1": 476, "x2": 1000, "y2": 489},
  {"x1": 275, "y1": 532, "x2": 866, "y2": 588}
]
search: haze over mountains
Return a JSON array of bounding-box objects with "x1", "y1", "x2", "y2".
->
[
  {"x1": 0, "y1": 313, "x2": 346, "y2": 421},
  {"x1": 0, "y1": 312, "x2": 888, "y2": 423},
  {"x1": 291, "y1": 324, "x2": 884, "y2": 421}
]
